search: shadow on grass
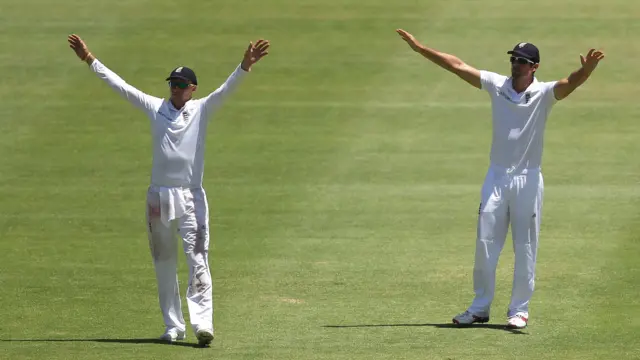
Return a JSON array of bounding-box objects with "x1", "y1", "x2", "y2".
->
[
  {"x1": 0, "y1": 338, "x2": 209, "y2": 348},
  {"x1": 323, "y1": 322, "x2": 527, "y2": 335}
]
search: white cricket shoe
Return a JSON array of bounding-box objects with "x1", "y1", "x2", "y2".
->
[
  {"x1": 452, "y1": 311, "x2": 490, "y2": 325},
  {"x1": 195, "y1": 327, "x2": 214, "y2": 346},
  {"x1": 506, "y1": 313, "x2": 528, "y2": 329},
  {"x1": 159, "y1": 327, "x2": 186, "y2": 342}
]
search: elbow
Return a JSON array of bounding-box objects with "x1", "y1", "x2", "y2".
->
[
  {"x1": 447, "y1": 63, "x2": 460, "y2": 73},
  {"x1": 449, "y1": 61, "x2": 466, "y2": 75}
]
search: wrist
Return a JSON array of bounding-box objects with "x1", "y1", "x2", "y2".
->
[
  {"x1": 240, "y1": 61, "x2": 251, "y2": 72},
  {"x1": 580, "y1": 65, "x2": 594, "y2": 77},
  {"x1": 82, "y1": 52, "x2": 94, "y2": 64}
]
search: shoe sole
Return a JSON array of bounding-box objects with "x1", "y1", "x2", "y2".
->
[
  {"x1": 452, "y1": 317, "x2": 490, "y2": 325},
  {"x1": 506, "y1": 315, "x2": 528, "y2": 329},
  {"x1": 196, "y1": 331, "x2": 214, "y2": 346},
  {"x1": 506, "y1": 323, "x2": 527, "y2": 329},
  {"x1": 159, "y1": 334, "x2": 186, "y2": 343}
]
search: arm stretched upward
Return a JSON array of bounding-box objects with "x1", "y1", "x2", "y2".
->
[
  {"x1": 553, "y1": 48, "x2": 605, "y2": 101},
  {"x1": 68, "y1": 34, "x2": 160, "y2": 113},
  {"x1": 201, "y1": 39, "x2": 270, "y2": 115},
  {"x1": 396, "y1": 29, "x2": 481, "y2": 89}
]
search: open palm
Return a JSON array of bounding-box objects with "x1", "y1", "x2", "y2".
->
[
  {"x1": 241, "y1": 39, "x2": 270, "y2": 71},
  {"x1": 580, "y1": 49, "x2": 605, "y2": 73},
  {"x1": 396, "y1": 29, "x2": 422, "y2": 52},
  {"x1": 68, "y1": 34, "x2": 91, "y2": 60}
]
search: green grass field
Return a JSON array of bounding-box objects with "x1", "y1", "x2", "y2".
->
[{"x1": 1, "y1": 0, "x2": 639, "y2": 359}]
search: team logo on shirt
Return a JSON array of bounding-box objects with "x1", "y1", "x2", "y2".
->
[
  {"x1": 182, "y1": 111, "x2": 190, "y2": 120},
  {"x1": 498, "y1": 89, "x2": 534, "y2": 105}
]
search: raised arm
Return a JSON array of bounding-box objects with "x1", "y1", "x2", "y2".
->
[
  {"x1": 201, "y1": 39, "x2": 270, "y2": 113},
  {"x1": 396, "y1": 29, "x2": 481, "y2": 89},
  {"x1": 68, "y1": 34, "x2": 160, "y2": 113},
  {"x1": 553, "y1": 49, "x2": 605, "y2": 101}
]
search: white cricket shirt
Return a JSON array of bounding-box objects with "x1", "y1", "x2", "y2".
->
[
  {"x1": 90, "y1": 59, "x2": 246, "y2": 188},
  {"x1": 480, "y1": 71, "x2": 557, "y2": 173}
]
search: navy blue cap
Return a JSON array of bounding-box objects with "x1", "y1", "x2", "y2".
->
[
  {"x1": 166, "y1": 66, "x2": 198, "y2": 85},
  {"x1": 507, "y1": 42, "x2": 540, "y2": 64}
]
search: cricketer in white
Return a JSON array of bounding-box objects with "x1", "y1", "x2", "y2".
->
[
  {"x1": 68, "y1": 34, "x2": 270, "y2": 345},
  {"x1": 397, "y1": 29, "x2": 604, "y2": 329}
]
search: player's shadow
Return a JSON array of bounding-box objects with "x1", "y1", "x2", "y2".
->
[
  {"x1": 323, "y1": 323, "x2": 527, "y2": 335},
  {"x1": 0, "y1": 338, "x2": 208, "y2": 348}
]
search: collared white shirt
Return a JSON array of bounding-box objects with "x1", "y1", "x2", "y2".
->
[
  {"x1": 90, "y1": 59, "x2": 246, "y2": 188},
  {"x1": 480, "y1": 70, "x2": 557, "y2": 173}
]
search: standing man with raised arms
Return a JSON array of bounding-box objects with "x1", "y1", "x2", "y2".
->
[
  {"x1": 396, "y1": 28, "x2": 604, "y2": 329},
  {"x1": 68, "y1": 33, "x2": 270, "y2": 344}
]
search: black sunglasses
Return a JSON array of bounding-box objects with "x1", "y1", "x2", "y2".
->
[
  {"x1": 168, "y1": 81, "x2": 192, "y2": 89},
  {"x1": 510, "y1": 56, "x2": 535, "y2": 65}
]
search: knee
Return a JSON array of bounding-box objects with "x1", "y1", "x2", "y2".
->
[
  {"x1": 149, "y1": 238, "x2": 177, "y2": 262},
  {"x1": 513, "y1": 241, "x2": 533, "y2": 257},
  {"x1": 189, "y1": 266, "x2": 212, "y2": 294},
  {"x1": 192, "y1": 266, "x2": 210, "y2": 281},
  {"x1": 151, "y1": 247, "x2": 176, "y2": 262},
  {"x1": 192, "y1": 225, "x2": 209, "y2": 256}
]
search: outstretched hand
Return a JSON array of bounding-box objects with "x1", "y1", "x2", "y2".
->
[
  {"x1": 241, "y1": 39, "x2": 270, "y2": 71},
  {"x1": 68, "y1": 34, "x2": 92, "y2": 61},
  {"x1": 396, "y1": 29, "x2": 423, "y2": 52},
  {"x1": 580, "y1": 49, "x2": 605, "y2": 74}
]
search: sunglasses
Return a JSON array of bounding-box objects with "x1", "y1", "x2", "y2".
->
[
  {"x1": 510, "y1": 56, "x2": 535, "y2": 65},
  {"x1": 168, "y1": 81, "x2": 192, "y2": 89}
]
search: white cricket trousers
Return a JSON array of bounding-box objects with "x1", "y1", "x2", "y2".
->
[
  {"x1": 468, "y1": 165, "x2": 543, "y2": 318},
  {"x1": 146, "y1": 186, "x2": 213, "y2": 333}
]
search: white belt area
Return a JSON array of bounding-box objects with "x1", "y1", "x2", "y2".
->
[
  {"x1": 152, "y1": 186, "x2": 188, "y2": 226},
  {"x1": 489, "y1": 164, "x2": 541, "y2": 175}
]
